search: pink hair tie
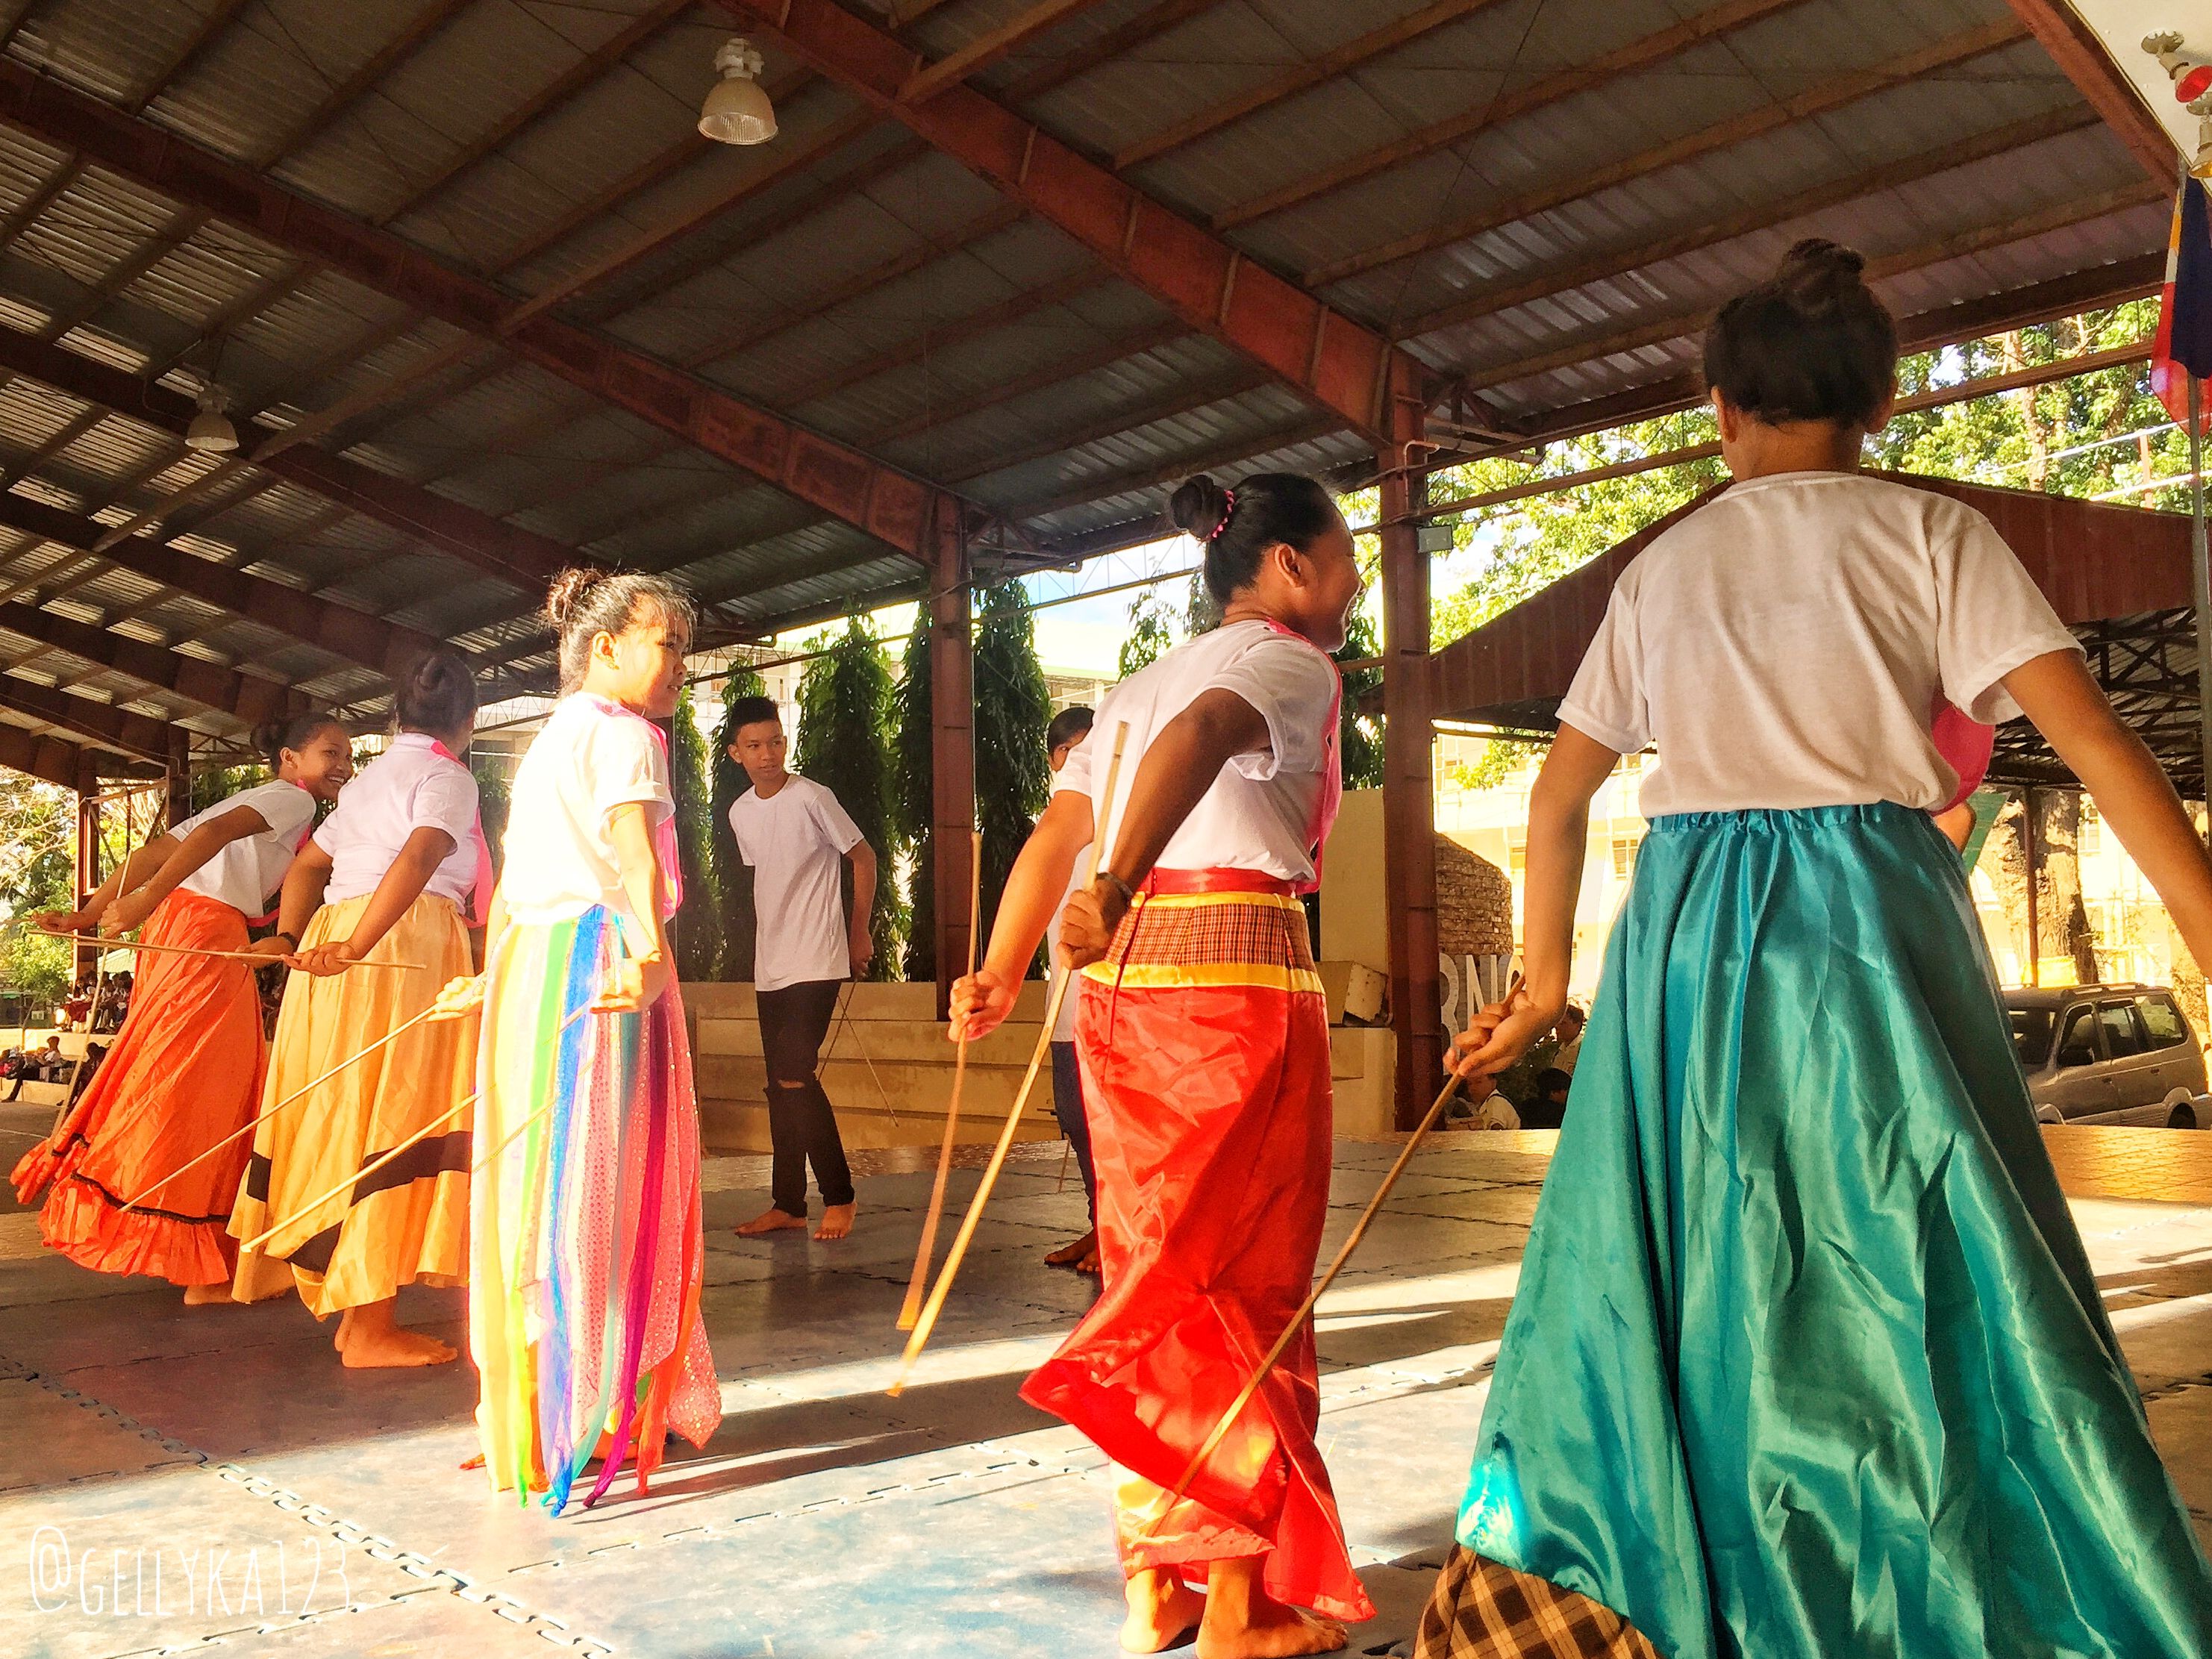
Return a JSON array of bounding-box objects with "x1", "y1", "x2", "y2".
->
[{"x1": 1211, "y1": 487, "x2": 1237, "y2": 541}]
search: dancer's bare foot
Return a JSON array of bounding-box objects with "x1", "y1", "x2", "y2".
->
[
  {"x1": 735, "y1": 1207, "x2": 808, "y2": 1237},
  {"x1": 335, "y1": 1298, "x2": 456, "y2": 1368},
  {"x1": 183, "y1": 1283, "x2": 234, "y2": 1306},
  {"x1": 1122, "y1": 1566, "x2": 1205, "y2": 1652},
  {"x1": 814, "y1": 1202, "x2": 855, "y2": 1241},
  {"x1": 1196, "y1": 1558, "x2": 1347, "y2": 1659},
  {"x1": 1078, "y1": 1245, "x2": 1101, "y2": 1275},
  {"x1": 1046, "y1": 1228, "x2": 1096, "y2": 1269}
]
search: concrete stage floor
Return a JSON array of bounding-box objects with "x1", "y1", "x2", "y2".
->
[{"x1": 1, "y1": 1115, "x2": 2208, "y2": 1659}]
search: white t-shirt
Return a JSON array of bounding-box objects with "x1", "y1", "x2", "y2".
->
[
  {"x1": 500, "y1": 694, "x2": 673, "y2": 937},
  {"x1": 1054, "y1": 619, "x2": 1337, "y2": 884},
  {"x1": 173, "y1": 779, "x2": 318, "y2": 917},
  {"x1": 1559, "y1": 472, "x2": 2082, "y2": 817},
  {"x1": 1049, "y1": 829, "x2": 1094, "y2": 1043},
  {"x1": 314, "y1": 733, "x2": 482, "y2": 908},
  {"x1": 728, "y1": 774, "x2": 863, "y2": 993}
]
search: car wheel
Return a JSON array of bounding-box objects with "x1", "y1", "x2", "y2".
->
[{"x1": 2167, "y1": 1102, "x2": 2199, "y2": 1131}]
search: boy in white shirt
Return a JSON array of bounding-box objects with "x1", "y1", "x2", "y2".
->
[{"x1": 724, "y1": 696, "x2": 877, "y2": 1243}]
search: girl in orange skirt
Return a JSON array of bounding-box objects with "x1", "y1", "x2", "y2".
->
[
  {"x1": 954, "y1": 472, "x2": 1368, "y2": 1659},
  {"x1": 11, "y1": 714, "x2": 352, "y2": 1302},
  {"x1": 231, "y1": 652, "x2": 487, "y2": 1367}
]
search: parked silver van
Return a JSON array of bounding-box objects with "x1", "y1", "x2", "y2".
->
[{"x1": 2005, "y1": 984, "x2": 2208, "y2": 1128}]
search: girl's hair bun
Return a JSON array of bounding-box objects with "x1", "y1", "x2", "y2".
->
[
  {"x1": 1167, "y1": 474, "x2": 1231, "y2": 542},
  {"x1": 252, "y1": 711, "x2": 344, "y2": 769},
  {"x1": 1779, "y1": 237, "x2": 1865, "y2": 278},
  {"x1": 545, "y1": 567, "x2": 609, "y2": 629}
]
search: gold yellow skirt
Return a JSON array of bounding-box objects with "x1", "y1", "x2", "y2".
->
[{"x1": 229, "y1": 892, "x2": 475, "y2": 1315}]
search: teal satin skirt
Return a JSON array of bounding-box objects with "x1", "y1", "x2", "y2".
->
[{"x1": 1455, "y1": 804, "x2": 2212, "y2": 1658}]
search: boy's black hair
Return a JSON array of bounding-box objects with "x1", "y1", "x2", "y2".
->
[
  {"x1": 1536, "y1": 1068, "x2": 1572, "y2": 1099},
  {"x1": 723, "y1": 695, "x2": 781, "y2": 742},
  {"x1": 1046, "y1": 705, "x2": 1095, "y2": 752}
]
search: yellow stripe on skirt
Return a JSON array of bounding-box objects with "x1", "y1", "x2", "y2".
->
[{"x1": 229, "y1": 892, "x2": 475, "y2": 1315}]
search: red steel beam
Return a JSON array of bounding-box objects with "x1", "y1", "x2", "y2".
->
[
  {"x1": 2000, "y1": 0, "x2": 2178, "y2": 181},
  {"x1": 0, "y1": 493, "x2": 439, "y2": 678},
  {"x1": 0, "y1": 676, "x2": 178, "y2": 765},
  {"x1": 0, "y1": 57, "x2": 964, "y2": 564},
  {"x1": 0, "y1": 719, "x2": 90, "y2": 787},
  {"x1": 0, "y1": 599, "x2": 310, "y2": 727},
  {"x1": 899, "y1": 0, "x2": 1116, "y2": 103},
  {"x1": 712, "y1": 0, "x2": 1432, "y2": 446}
]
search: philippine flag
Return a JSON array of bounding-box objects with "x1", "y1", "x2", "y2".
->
[{"x1": 2152, "y1": 176, "x2": 2212, "y2": 430}]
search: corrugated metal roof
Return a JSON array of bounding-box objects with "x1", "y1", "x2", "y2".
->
[{"x1": 0, "y1": 0, "x2": 2173, "y2": 770}]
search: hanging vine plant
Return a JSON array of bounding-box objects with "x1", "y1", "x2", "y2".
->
[
  {"x1": 891, "y1": 613, "x2": 935, "y2": 981},
  {"x1": 710, "y1": 669, "x2": 766, "y2": 982},
  {"x1": 795, "y1": 619, "x2": 904, "y2": 980},
  {"x1": 972, "y1": 582, "x2": 1051, "y2": 972}
]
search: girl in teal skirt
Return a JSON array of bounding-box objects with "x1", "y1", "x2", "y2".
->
[{"x1": 1417, "y1": 240, "x2": 2212, "y2": 1658}]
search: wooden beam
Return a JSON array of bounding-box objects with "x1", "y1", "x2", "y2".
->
[
  {"x1": 0, "y1": 676, "x2": 178, "y2": 765},
  {"x1": 0, "y1": 493, "x2": 438, "y2": 678},
  {"x1": 1113, "y1": 0, "x2": 1512, "y2": 172},
  {"x1": 1219, "y1": 0, "x2": 1810, "y2": 233},
  {"x1": 713, "y1": 0, "x2": 1432, "y2": 446},
  {"x1": 996, "y1": 0, "x2": 1224, "y2": 102},
  {"x1": 0, "y1": 325, "x2": 575, "y2": 592},
  {"x1": 1305, "y1": 18, "x2": 2029, "y2": 287},
  {"x1": 1016, "y1": 410, "x2": 1346, "y2": 521},
  {"x1": 1999, "y1": 0, "x2": 2177, "y2": 181},
  {"x1": 901, "y1": 0, "x2": 1115, "y2": 104},
  {"x1": 788, "y1": 266, "x2": 1110, "y2": 408},
  {"x1": 0, "y1": 58, "x2": 963, "y2": 563},
  {"x1": 391, "y1": 0, "x2": 696, "y2": 220},
  {"x1": 870, "y1": 318, "x2": 1186, "y2": 445},
  {"x1": 946, "y1": 366, "x2": 1267, "y2": 484},
  {"x1": 0, "y1": 599, "x2": 310, "y2": 728},
  {"x1": 1453, "y1": 181, "x2": 2166, "y2": 396},
  {"x1": 928, "y1": 497, "x2": 973, "y2": 1014},
  {"x1": 0, "y1": 717, "x2": 89, "y2": 786},
  {"x1": 1378, "y1": 369, "x2": 1440, "y2": 1128},
  {"x1": 1393, "y1": 104, "x2": 2102, "y2": 343}
]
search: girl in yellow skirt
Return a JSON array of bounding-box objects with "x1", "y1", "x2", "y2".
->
[{"x1": 230, "y1": 651, "x2": 488, "y2": 1368}]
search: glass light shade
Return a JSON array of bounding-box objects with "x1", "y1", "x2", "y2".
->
[{"x1": 699, "y1": 74, "x2": 776, "y2": 146}]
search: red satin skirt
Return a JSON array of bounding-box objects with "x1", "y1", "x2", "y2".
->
[{"x1": 1020, "y1": 869, "x2": 1374, "y2": 1623}]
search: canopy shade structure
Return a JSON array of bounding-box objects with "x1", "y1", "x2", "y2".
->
[
  {"x1": 1428, "y1": 473, "x2": 2208, "y2": 797},
  {"x1": 0, "y1": 0, "x2": 2177, "y2": 778}
]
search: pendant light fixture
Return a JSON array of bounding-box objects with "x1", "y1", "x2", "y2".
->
[
  {"x1": 699, "y1": 37, "x2": 776, "y2": 146},
  {"x1": 184, "y1": 384, "x2": 238, "y2": 454}
]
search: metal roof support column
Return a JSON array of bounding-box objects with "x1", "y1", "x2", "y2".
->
[
  {"x1": 1379, "y1": 372, "x2": 1441, "y2": 1128},
  {"x1": 929, "y1": 496, "x2": 975, "y2": 1019},
  {"x1": 165, "y1": 728, "x2": 190, "y2": 830},
  {"x1": 73, "y1": 754, "x2": 99, "y2": 981}
]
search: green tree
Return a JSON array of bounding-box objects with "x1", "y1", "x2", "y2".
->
[
  {"x1": 796, "y1": 621, "x2": 903, "y2": 980},
  {"x1": 1334, "y1": 603, "x2": 1384, "y2": 789},
  {"x1": 0, "y1": 775, "x2": 75, "y2": 1007},
  {"x1": 668, "y1": 687, "x2": 717, "y2": 981},
  {"x1": 973, "y1": 583, "x2": 1052, "y2": 970},
  {"x1": 1118, "y1": 587, "x2": 1175, "y2": 678},
  {"x1": 710, "y1": 669, "x2": 766, "y2": 981},
  {"x1": 892, "y1": 615, "x2": 937, "y2": 981}
]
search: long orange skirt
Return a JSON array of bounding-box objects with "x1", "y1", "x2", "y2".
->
[
  {"x1": 1020, "y1": 875, "x2": 1374, "y2": 1624},
  {"x1": 10, "y1": 890, "x2": 266, "y2": 1285}
]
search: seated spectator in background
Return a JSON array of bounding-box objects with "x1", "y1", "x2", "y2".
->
[
  {"x1": 61, "y1": 981, "x2": 92, "y2": 1032},
  {"x1": 1551, "y1": 1005, "x2": 1586, "y2": 1075},
  {"x1": 31, "y1": 1035, "x2": 66, "y2": 1081},
  {"x1": 1522, "y1": 1067, "x2": 1572, "y2": 1131}
]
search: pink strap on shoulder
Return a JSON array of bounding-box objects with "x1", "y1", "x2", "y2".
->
[
  {"x1": 428, "y1": 739, "x2": 499, "y2": 927},
  {"x1": 1255, "y1": 619, "x2": 1342, "y2": 894}
]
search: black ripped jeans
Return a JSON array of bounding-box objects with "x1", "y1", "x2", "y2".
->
[{"x1": 757, "y1": 978, "x2": 855, "y2": 1214}]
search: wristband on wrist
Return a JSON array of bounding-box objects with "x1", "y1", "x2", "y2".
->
[
  {"x1": 273, "y1": 931, "x2": 299, "y2": 951},
  {"x1": 1098, "y1": 869, "x2": 1137, "y2": 908}
]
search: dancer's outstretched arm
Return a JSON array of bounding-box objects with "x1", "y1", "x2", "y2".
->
[
  {"x1": 950, "y1": 790, "x2": 1093, "y2": 1042},
  {"x1": 2007, "y1": 649, "x2": 2212, "y2": 969},
  {"x1": 1452, "y1": 725, "x2": 1620, "y2": 1080}
]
